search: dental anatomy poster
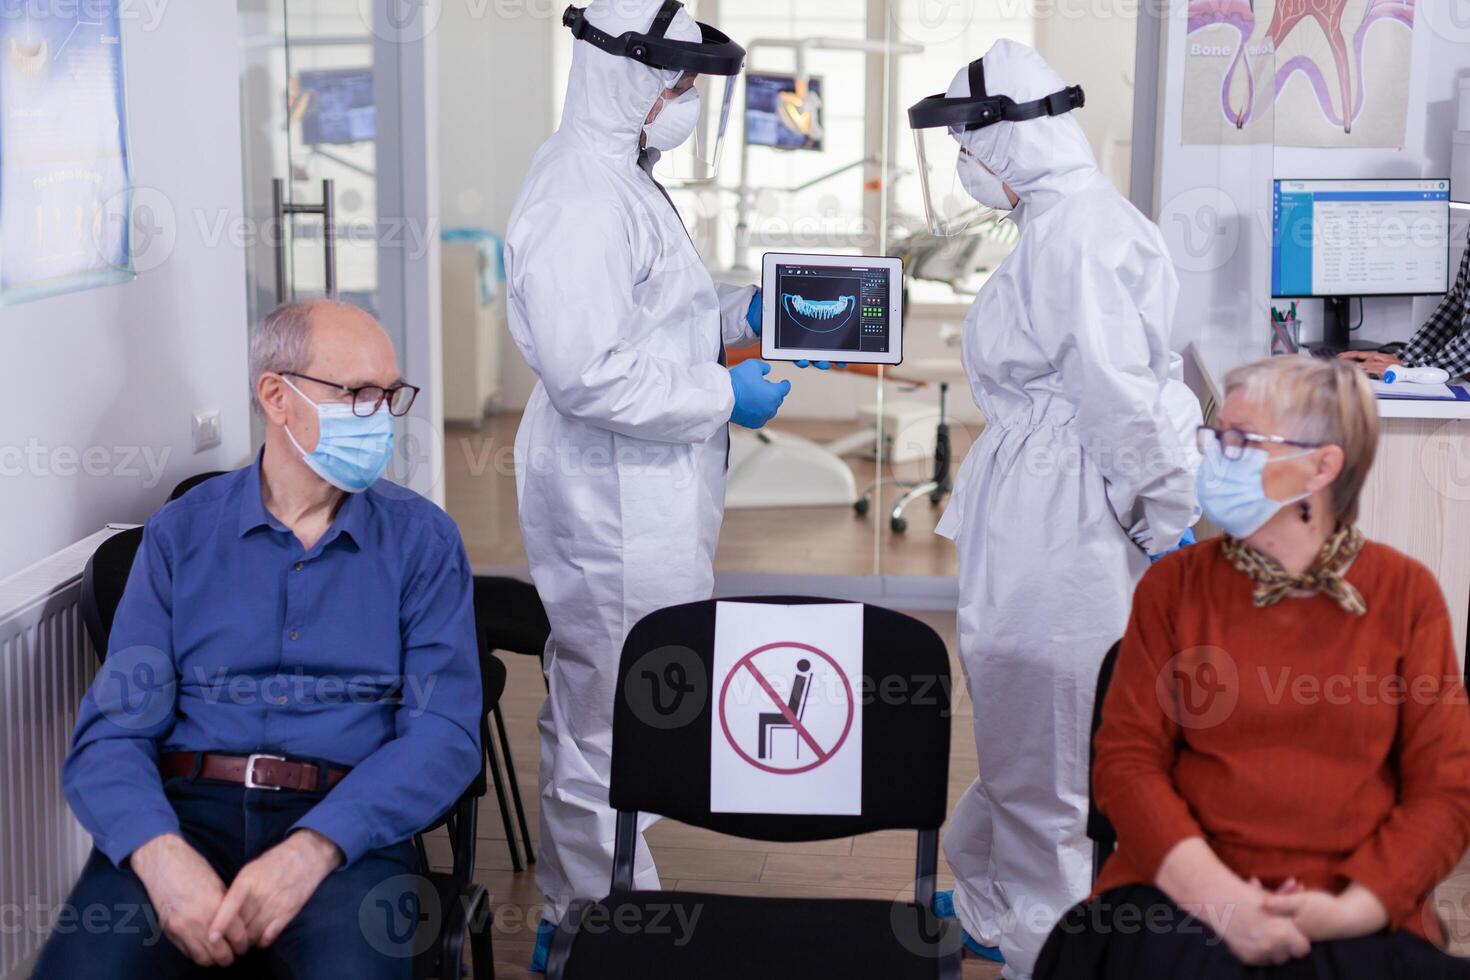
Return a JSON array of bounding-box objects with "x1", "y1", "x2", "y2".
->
[
  {"x1": 1, "y1": 0, "x2": 134, "y2": 303},
  {"x1": 1182, "y1": 0, "x2": 1414, "y2": 147}
]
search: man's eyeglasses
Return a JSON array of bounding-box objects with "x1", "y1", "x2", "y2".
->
[
  {"x1": 1196, "y1": 425, "x2": 1321, "y2": 461},
  {"x1": 283, "y1": 372, "x2": 420, "y2": 418}
]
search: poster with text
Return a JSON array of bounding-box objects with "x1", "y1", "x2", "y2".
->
[{"x1": 1, "y1": 0, "x2": 133, "y2": 304}]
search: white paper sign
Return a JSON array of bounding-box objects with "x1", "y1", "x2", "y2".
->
[{"x1": 710, "y1": 601, "x2": 863, "y2": 815}]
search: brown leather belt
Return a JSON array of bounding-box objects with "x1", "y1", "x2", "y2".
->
[{"x1": 159, "y1": 751, "x2": 349, "y2": 793}]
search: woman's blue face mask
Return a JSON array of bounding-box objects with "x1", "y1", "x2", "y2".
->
[
  {"x1": 281, "y1": 376, "x2": 394, "y2": 493},
  {"x1": 1196, "y1": 439, "x2": 1314, "y2": 538}
]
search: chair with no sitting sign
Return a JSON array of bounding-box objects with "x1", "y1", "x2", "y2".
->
[{"x1": 546, "y1": 595, "x2": 960, "y2": 980}]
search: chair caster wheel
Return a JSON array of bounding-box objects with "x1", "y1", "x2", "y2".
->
[
  {"x1": 854, "y1": 498, "x2": 870, "y2": 516},
  {"x1": 890, "y1": 516, "x2": 908, "y2": 533}
]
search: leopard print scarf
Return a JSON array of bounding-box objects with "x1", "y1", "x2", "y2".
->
[{"x1": 1220, "y1": 525, "x2": 1367, "y2": 616}]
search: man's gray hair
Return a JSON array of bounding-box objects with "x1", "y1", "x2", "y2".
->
[{"x1": 248, "y1": 300, "x2": 322, "y2": 415}]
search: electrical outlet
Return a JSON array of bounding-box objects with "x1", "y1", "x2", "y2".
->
[{"x1": 192, "y1": 410, "x2": 222, "y2": 453}]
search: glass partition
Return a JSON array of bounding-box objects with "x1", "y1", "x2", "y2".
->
[{"x1": 436, "y1": 0, "x2": 1184, "y2": 589}]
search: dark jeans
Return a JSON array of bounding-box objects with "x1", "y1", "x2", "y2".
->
[
  {"x1": 1036, "y1": 884, "x2": 1470, "y2": 980},
  {"x1": 34, "y1": 775, "x2": 421, "y2": 980}
]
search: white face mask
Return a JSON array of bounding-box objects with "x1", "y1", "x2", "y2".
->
[
  {"x1": 956, "y1": 149, "x2": 1012, "y2": 211},
  {"x1": 643, "y1": 87, "x2": 701, "y2": 151}
]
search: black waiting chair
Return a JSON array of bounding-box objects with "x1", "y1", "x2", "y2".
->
[
  {"x1": 78, "y1": 475, "x2": 494, "y2": 979},
  {"x1": 547, "y1": 596, "x2": 961, "y2": 980},
  {"x1": 1088, "y1": 640, "x2": 1123, "y2": 883},
  {"x1": 472, "y1": 575, "x2": 549, "y2": 872}
]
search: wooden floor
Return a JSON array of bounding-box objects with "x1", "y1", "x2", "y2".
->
[
  {"x1": 443, "y1": 413, "x2": 974, "y2": 579},
  {"x1": 425, "y1": 610, "x2": 1004, "y2": 979}
]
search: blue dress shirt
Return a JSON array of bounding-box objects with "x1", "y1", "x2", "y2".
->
[{"x1": 62, "y1": 454, "x2": 482, "y2": 868}]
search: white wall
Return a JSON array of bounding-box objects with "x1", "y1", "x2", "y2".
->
[
  {"x1": 1154, "y1": 0, "x2": 1470, "y2": 378},
  {"x1": 1035, "y1": 0, "x2": 1139, "y2": 193},
  {"x1": 0, "y1": 5, "x2": 250, "y2": 581}
]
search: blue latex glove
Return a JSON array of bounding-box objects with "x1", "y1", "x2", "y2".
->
[
  {"x1": 793, "y1": 359, "x2": 847, "y2": 370},
  {"x1": 1149, "y1": 526, "x2": 1198, "y2": 563},
  {"x1": 729, "y1": 359, "x2": 790, "y2": 429}
]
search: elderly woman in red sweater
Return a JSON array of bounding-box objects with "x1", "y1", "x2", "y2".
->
[{"x1": 1036, "y1": 355, "x2": 1470, "y2": 978}]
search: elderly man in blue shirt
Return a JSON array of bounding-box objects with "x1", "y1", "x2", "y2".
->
[{"x1": 35, "y1": 299, "x2": 481, "y2": 979}]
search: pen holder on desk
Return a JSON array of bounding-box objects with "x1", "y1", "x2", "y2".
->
[{"x1": 1270, "y1": 316, "x2": 1301, "y2": 355}]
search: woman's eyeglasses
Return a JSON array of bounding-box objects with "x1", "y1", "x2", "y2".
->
[
  {"x1": 283, "y1": 372, "x2": 420, "y2": 418},
  {"x1": 1196, "y1": 425, "x2": 1321, "y2": 461}
]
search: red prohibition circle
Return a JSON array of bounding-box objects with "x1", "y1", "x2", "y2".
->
[{"x1": 717, "y1": 641, "x2": 855, "y2": 775}]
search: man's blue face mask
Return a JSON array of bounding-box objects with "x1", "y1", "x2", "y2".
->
[{"x1": 281, "y1": 376, "x2": 394, "y2": 493}]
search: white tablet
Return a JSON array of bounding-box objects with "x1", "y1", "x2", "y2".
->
[{"x1": 760, "y1": 252, "x2": 904, "y2": 366}]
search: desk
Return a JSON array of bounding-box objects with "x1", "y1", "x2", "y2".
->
[{"x1": 1356, "y1": 397, "x2": 1470, "y2": 666}]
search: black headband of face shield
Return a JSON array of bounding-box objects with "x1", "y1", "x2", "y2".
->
[
  {"x1": 906, "y1": 57, "x2": 1085, "y2": 132},
  {"x1": 562, "y1": 1, "x2": 746, "y2": 77}
]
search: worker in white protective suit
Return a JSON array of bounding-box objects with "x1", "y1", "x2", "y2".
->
[
  {"x1": 502, "y1": 0, "x2": 794, "y2": 971},
  {"x1": 907, "y1": 40, "x2": 1203, "y2": 979}
]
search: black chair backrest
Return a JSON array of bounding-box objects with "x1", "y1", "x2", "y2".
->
[
  {"x1": 79, "y1": 527, "x2": 145, "y2": 664},
  {"x1": 473, "y1": 576, "x2": 550, "y2": 657},
  {"x1": 79, "y1": 472, "x2": 229, "y2": 663},
  {"x1": 169, "y1": 470, "x2": 227, "y2": 502},
  {"x1": 1086, "y1": 640, "x2": 1123, "y2": 851},
  {"x1": 610, "y1": 596, "x2": 951, "y2": 840},
  {"x1": 466, "y1": 652, "x2": 504, "y2": 801}
]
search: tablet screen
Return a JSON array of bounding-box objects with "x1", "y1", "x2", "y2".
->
[{"x1": 773, "y1": 261, "x2": 893, "y2": 356}]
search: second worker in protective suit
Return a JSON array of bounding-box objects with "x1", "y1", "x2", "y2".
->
[
  {"x1": 908, "y1": 40, "x2": 1203, "y2": 979},
  {"x1": 502, "y1": 0, "x2": 791, "y2": 969}
]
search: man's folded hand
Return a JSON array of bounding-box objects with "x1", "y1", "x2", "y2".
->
[
  {"x1": 131, "y1": 833, "x2": 246, "y2": 967},
  {"x1": 207, "y1": 828, "x2": 344, "y2": 949}
]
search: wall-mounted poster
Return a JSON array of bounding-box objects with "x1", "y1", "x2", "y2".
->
[
  {"x1": 1182, "y1": 0, "x2": 1415, "y2": 148},
  {"x1": 0, "y1": 0, "x2": 133, "y2": 304}
]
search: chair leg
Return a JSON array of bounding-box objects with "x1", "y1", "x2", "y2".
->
[
  {"x1": 467, "y1": 885, "x2": 496, "y2": 980},
  {"x1": 485, "y1": 722, "x2": 523, "y2": 873},
  {"x1": 494, "y1": 707, "x2": 535, "y2": 864},
  {"x1": 854, "y1": 477, "x2": 903, "y2": 516},
  {"x1": 888, "y1": 481, "x2": 941, "y2": 532}
]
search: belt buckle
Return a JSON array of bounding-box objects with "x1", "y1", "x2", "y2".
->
[{"x1": 244, "y1": 753, "x2": 286, "y2": 791}]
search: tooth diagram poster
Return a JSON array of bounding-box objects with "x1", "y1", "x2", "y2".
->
[
  {"x1": 1, "y1": 0, "x2": 134, "y2": 304},
  {"x1": 1182, "y1": 0, "x2": 1415, "y2": 147}
]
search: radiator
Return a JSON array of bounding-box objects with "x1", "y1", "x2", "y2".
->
[{"x1": 0, "y1": 529, "x2": 118, "y2": 980}]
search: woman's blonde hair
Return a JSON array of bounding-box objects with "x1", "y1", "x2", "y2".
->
[{"x1": 1222, "y1": 356, "x2": 1379, "y2": 526}]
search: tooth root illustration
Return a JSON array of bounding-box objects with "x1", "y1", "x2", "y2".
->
[
  {"x1": 1189, "y1": 0, "x2": 1412, "y2": 136},
  {"x1": 782, "y1": 293, "x2": 858, "y2": 333}
]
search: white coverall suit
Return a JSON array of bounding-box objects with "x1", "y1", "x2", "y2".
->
[
  {"x1": 933, "y1": 41, "x2": 1202, "y2": 978},
  {"x1": 502, "y1": 0, "x2": 756, "y2": 922}
]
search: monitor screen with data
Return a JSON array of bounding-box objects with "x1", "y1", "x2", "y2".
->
[
  {"x1": 759, "y1": 253, "x2": 903, "y2": 366},
  {"x1": 1271, "y1": 178, "x2": 1451, "y2": 298}
]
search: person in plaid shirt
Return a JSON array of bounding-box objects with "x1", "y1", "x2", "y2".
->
[{"x1": 1342, "y1": 228, "x2": 1470, "y2": 377}]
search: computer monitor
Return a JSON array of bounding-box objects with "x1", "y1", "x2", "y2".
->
[
  {"x1": 297, "y1": 68, "x2": 376, "y2": 146},
  {"x1": 744, "y1": 72, "x2": 824, "y2": 151},
  {"x1": 1271, "y1": 178, "x2": 1451, "y2": 352}
]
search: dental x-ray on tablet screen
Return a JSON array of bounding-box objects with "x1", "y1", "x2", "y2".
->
[{"x1": 759, "y1": 252, "x2": 904, "y2": 366}]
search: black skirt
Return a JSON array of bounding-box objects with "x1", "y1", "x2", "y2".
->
[{"x1": 1035, "y1": 885, "x2": 1470, "y2": 980}]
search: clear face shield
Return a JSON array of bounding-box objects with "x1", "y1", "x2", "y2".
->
[
  {"x1": 910, "y1": 126, "x2": 1004, "y2": 238},
  {"x1": 907, "y1": 58, "x2": 1085, "y2": 237},
  {"x1": 564, "y1": 1, "x2": 744, "y2": 183},
  {"x1": 644, "y1": 70, "x2": 737, "y2": 183}
]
